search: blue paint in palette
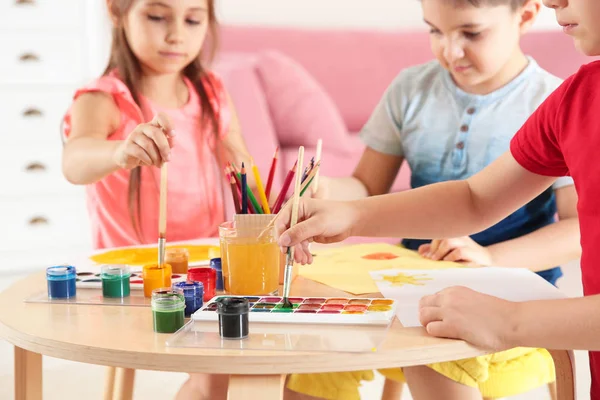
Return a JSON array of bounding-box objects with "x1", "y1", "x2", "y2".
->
[
  {"x1": 47, "y1": 265, "x2": 76, "y2": 299},
  {"x1": 173, "y1": 281, "x2": 204, "y2": 317}
]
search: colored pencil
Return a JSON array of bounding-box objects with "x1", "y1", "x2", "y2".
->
[
  {"x1": 272, "y1": 160, "x2": 297, "y2": 214},
  {"x1": 226, "y1": 167, "x2": 242, "y2": 214},
  {"x1": 283, "y1": 146, "x2": 304, "y2": 308},
  {"x1": 257, "y1": 162, "x2": 321, "y2": 240},
  {"x1": 237, "y1": 171, "x2": 263, "y2": 214},
  {"x1": 251, "y1": 158, "x2": 271, "y2": 214},
  {"x1": 265, "y1": 147, "x2": 279, "y2": 200},
  {"x1": 241, "y1": 163, "x2": 248, "y2": 214},
  {"x1": 230, "y1": 162, "x2": 256, "y2": 214},
  {"x1": 302, "y1": 157, "x2": 315, "y2": 183}
]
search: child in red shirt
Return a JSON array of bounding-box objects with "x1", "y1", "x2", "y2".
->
[{"x1": 276, "y1": 0, "x2": 600, "y2": 398}]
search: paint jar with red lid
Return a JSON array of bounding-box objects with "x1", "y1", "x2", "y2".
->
[{"x1": 187, "y1": 267, "x2": 216, "y2": 301}]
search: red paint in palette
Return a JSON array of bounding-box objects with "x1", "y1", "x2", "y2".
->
[
  {"x1": 321, "y1": 304, "x2": 344, "y2": 311},
  {"x1": 296, "y1": 310, "x2": 317, "y2": 313},
  {"x1": 298, "y1": 304, "x2": 321, "y2": 311},
  {"x1": 325, "y1": 298, "x2": 347, "y2": 305},
  {"x1": 318, "y1": 310, "x2": 340, "y2": 314},
  {"x1": 344, "y1": 305, "x2": 367, "y2": 312},
  {"x1": 303, "y1": 298, "x2": 325, "y2": 304}
]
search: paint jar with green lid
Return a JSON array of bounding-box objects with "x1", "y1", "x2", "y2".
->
[
  {"x1": 151, "y1": 288, "x2": 185, "y2": 333},
  {"x1": 101, "y1": 265, "x2": 131, "y2": 298}
]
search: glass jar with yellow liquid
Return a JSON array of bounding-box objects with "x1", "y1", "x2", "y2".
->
[{"x1": 219, "y1": 220, "x2": 280, "y2": 296}]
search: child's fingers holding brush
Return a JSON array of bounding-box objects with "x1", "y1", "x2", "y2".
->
[
  {"x1": 139, "y1": 124, "x2": 171, "y2": 164},
  {"x1": 150, "y1": 112, "x2": 177, "y2": 149}
]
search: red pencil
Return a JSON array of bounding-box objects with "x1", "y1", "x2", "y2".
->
[
  {"x1": 272, "y1": 160, "x2": 297, "y2": 214},
  {"x1": 265, "y1": 147, "x2": 279, "y2": 200},
  {"x1": 226, "y1": 167, "x2": 242, "y2": 214},
  {"x1": 230, "y1": 162, "x2": 256, "y2": 214}
]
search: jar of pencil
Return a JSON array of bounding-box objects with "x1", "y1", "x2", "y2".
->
[{"x1": 219, "y1": 220, "x2": 280, "y2": 296}]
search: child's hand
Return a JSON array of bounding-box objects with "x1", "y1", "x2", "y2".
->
[
  {"x1": 419, "y1": 286, "x2": 518, "y2": 351},
  {"x1": 114, "y1": 112, "x2": 175, "y2": 169},
  {"x1": 275, "y1": 198, "x2": 359, "y2": 264},
  {"x1": 418, "y1": 237, "x2": 492, "y2": 267},
  {"x1": 310, "y1": 176, "x2": 330, "y2": 199}
]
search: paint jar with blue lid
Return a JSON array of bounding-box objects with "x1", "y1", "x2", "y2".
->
[
  {"x1": 172, "y1": 281, "x2": 204, "y2": 317},
  {"x1": 101, "y1": 265, "x2": 131, "y2": 298},
  {"x1": 46, "y1": 265, "x2": 76, "y2": 299},
  {"x1": 210, "y1": 258, "x2": 223, "y2": 291}
]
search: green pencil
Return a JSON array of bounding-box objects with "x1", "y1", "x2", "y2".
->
[{"x1": 237, "y1": 172, "x2": 263, "y2": 214}]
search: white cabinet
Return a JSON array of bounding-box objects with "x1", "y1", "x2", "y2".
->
[{"x1": 0, "y1": 0, "x2": 94, "y2": 272}]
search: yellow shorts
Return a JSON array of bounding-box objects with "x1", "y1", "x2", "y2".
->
[{"x1": 286, "y1": 348, "x2": 555, "y2": 400}]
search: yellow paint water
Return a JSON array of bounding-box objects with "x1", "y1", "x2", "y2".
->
[
  {"x1": 90, "y1": 245, "x2": 219, "y2": 266},
  {"x1": 221, "y1": 239, "x2": 280, "y2": 296}
]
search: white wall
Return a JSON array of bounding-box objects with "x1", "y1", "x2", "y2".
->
[{"x1": 216, "y1": 0, "x2": 560, "y2": 30}]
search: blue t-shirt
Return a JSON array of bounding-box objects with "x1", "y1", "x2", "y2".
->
[{"x1": 360, "y1": 58, "x2": 574, "y2": 286}]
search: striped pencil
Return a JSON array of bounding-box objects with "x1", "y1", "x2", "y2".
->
[
  {"x1": 265, "y1": 147, "x2": 279, "y2": 200},
  {"x1": 272, "y1": 160, "x2": 297, "y2": 214},
  {"x1": 240, "y1": 163, "x2": 248, "y2": 214}
]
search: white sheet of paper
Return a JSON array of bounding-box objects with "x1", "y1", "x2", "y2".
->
[{"x1": 369, "y1": 267, "x2": 567, "y2": 327}]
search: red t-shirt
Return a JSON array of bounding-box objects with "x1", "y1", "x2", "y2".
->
[{"x1": 511, "y1": 60, "x2": 600, "y2": 399}]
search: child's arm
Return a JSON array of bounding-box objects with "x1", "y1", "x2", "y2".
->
[
  {"x1": 419, "y1": 286, "x2": 600, "y2": 352},
  {"x1": 62, "y1": 93, "x2": 173, "y2": 185},
  {"x1": 314, "y1": 147, "x2": 404, "y2": 200},
  {"x1": 420, "y1": 184, "x2": 580, "y2": 271},
  {"x1": 485, "y1": 184, "x2": 580, "y2": 270},
  {"x1": 276, "y1": 152, "x2": 558, "y2": 262}
]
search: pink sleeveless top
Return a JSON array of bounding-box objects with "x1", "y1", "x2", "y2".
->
[{"x1": 63, "y1": 71, "x2": 230, "y2": 249}]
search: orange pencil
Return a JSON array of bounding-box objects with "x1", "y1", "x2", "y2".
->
[{"x1": 225, "y1": 167, "x2": 242, "y2": 214}]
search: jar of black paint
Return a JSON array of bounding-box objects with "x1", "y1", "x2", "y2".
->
[{"x1": 217, "y1": 297, "x2": 249, "y2": 339}]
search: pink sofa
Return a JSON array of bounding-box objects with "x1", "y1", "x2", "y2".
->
[{"x1": 213, "y1": 25, "x2": 596, "y2": 198}]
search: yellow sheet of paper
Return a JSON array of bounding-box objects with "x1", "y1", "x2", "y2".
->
[
  {"x1": 90, "y1": 244, "x2": 220, "y2": 266},
  {"x1": 300, "y1": 243, "x2": 464, "y2": 295}
]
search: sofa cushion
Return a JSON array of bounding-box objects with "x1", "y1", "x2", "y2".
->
[{"x1": 254, "y1": 50, "x2": 355, "y2": 153}]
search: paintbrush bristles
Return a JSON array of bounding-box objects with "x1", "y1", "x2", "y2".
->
[{"x1": 159, "y1": 162, "x2": 168, "y2": 237}]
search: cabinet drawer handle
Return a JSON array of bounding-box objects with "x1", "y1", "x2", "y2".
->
[
  {"x1": 28, "y1": 216, "x2": 49, "y2": 226},
  {"x1": 25, "y1": 162, "x2": 46, "y2": 172},
  {"x1": 23, "y1": 107, "x2": 43, "y2": 117},
  {"x1": 16, "y1": 0, "x2": 35, "y2": 5},
  {"x1": 19, "y1": 53, "x2": 40, "y2": 63}
]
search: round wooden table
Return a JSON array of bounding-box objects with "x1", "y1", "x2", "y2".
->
[{"x1": 0, "y1": 271, "x2": 576, "y2": 400}]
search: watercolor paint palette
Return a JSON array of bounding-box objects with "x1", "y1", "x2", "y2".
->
[{"x1": 192, "y1": 296, "x2": 397, "y2": 326}]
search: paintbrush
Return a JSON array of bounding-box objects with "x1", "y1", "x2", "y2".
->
[
  {"x1": 257, "y1": 161, "x2": 321, "y2": 241},
  {"x1": 282, "y1": 146, "x2": 304, "y2": 308},
  {"x1": 158, "y1": 161, "x2": 168, "y2": 268}
]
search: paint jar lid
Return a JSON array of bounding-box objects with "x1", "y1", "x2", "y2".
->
[
  {"x1": 101, "y1": 264, "x2": 131, "y2": 278},
  {"x1": 173, "y1": 281, "x2": 203, "y2": 296},
  {"x1": 46, "y1": 265, "x2": 76, "y2": 280},
  {"x1": 166, "y1": 247, "x2": 189, "y2": 260},
  {"x1": 217, "y1": 297, "x2": 249, "y2": 315},
  {"x1": 151, "y1": 287, "x2": 185, "y2": 311},
  {"x1": 210, "y1": 258, "x2": 222, "y2": 271}
]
